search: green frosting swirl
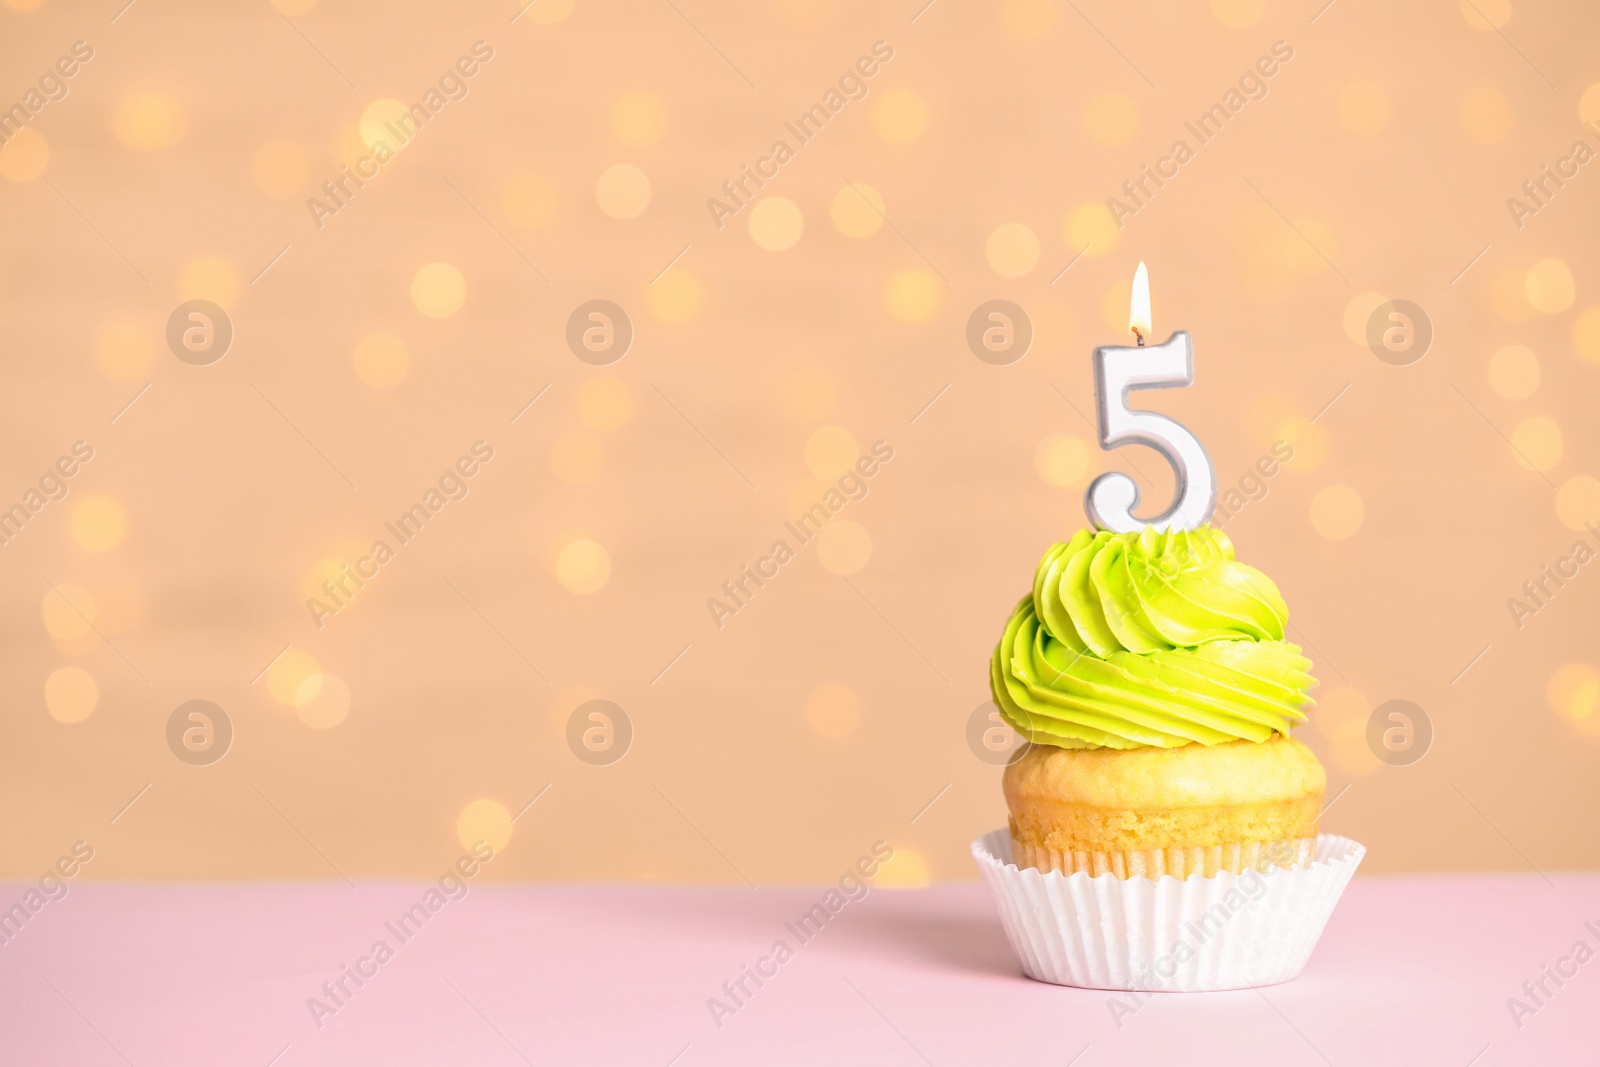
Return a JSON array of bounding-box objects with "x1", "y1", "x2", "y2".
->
[{"x1": 991, "y1": 527, "x2": 1315, "y2": 750}]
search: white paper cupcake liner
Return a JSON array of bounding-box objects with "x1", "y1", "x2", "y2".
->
[{"x1": 972, "y1": 828, "x2": 1365, "y2": 991}]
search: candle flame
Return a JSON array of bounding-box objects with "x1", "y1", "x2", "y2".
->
[{"x1": 1129, "y1": 261, "x2": 1151, "y2": 345}]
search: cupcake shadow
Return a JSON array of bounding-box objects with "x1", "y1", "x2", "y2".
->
[{"x1": 845, "y1": 896, "x2": 1022, "y2": 979}]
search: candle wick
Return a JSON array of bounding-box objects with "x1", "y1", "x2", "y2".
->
[{"x1": 1132, "y1": 327, "x2": 1145, "y2": 346}]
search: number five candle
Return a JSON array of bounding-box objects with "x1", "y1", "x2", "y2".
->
[{"x1": 1085, "y1": 262, "x2": 1218, "y2": 533}]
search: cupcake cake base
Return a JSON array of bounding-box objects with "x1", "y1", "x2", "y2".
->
[{"x1": 973, "y1": 829, "x2": 1365, "y2": 991}]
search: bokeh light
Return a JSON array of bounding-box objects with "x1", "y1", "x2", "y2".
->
[
  {"x1": 1064, "y1": 202, "x2": 1118, "y2": 258},
  {"x1": 876, "y1": 848, "x2": 930, "y2": 888},
  {"x1": 113, "y1": 93, "x2": 186, "y2": 151},
  {"x1": 353, "y1": 332, "x2": 410, "y2": 388},
  {"x1": 1548, "y1": 664, "x2": 1600, "y2": 736},
  {"x1": 985, "y1": 223, "x2": 1039, "y2": 277},
  {"x1": 45, "y1": 667, "x2": 98, "y2": 724},
  {"x1": 1510, "y1": 416, "x2": 1561, "y2": 471},
  {"x1": 1460, "y1": 0, "x2": 1511, "y2": 30},
  {"x1": 42, "y1": 585, "x2": 96, "y2": 642},
  {"x1": 411, "y1": 263, "x2": 466, "y2": 318},
  {"x1": 609, "y1": 91, "x2": 668, "y2": 146},
  {"x1": 358, "y1": 99, "x2": 409, "y2": 150},
  {"x1": 95, "y1": 321, "x2": 156, "y2": 379},
  {"x1": 1525, "y1": 259, "x2": 1574, "y2": 314},
  {"x1": 1313, "y1": 686, "x2": 1380, "y2": 775},
  {"x1": 1573, "y1": 307, "x2": 1600, "y2": 363},
  {"x1": 1082, "y1": 91, "x2": 1139, "y2": 146},
  {"x1": 266, "y1": 650, "x2": 322, "y2": 708},
  {"x1": 831, "y1": 183, "x2": 885, "y2": 238},
  {"x1": 178, "y1": 256, "x2": 240, "y2": 307},
  {"x1": 1001, "y1": 0, "x2": 1056, "y2": 39},
  {"x1": 1341, "y1": 292, "x2": 1387, "y2": 345},
  {"x1": 1034, "y1": 433, "x2": 1090, "y2": 487},
  {"x1": 1555, "y1": 476, "x2": 1600, "y2": 530},
  {"x1": 1486, "y1": 344, "x2": 1539, "y2": 400},
  {"x1": 0, "y1": 128, "x2": 49, "y2": 181},
  {"x1": 884, "y1": 267, "x2": 941, "y2": 323},
  {"x1": 502, "y1": 172, "x2": 558, "y2": 228},
  {"x1": 805, "y1": 426, "x2": 858, "y2": 479},
  {"x1": 556, "y1": 538, "x2": 611, "y2": 594},
  {"x1": 1459, "y1": 87, "x2": 1512, "y2": 144},
  {"x1": 804, "y1": 683, "x2": 860, "y2": 738},
  {"x1": 1211, "y1": 0, "x2": 1264, "y2": 28},
  {"x1": 647, "y1": 269, "x2": 703, "y2": 323},
  {"x1": 578, "y1": 377, "x2": 634, "y2": 430},
  {"x1": 1337, "y1": 82, "x2": 1391, "y2": 137},
  {"x1": 456, "y1": 799, "x2": 514, "y2": 852},
  {"x1": 749, "y1": 197, "x2": 804, "y2": 251},
  {"x1": 1309, "y1": 484, "x2": 1363, "y2": 539},
  {"x1": 595, "y1": 163, "x2": 651, "y2": 219},
  {"x1": 872, "y1": 88, "x2": 929, "y2": 144},
  {"x1": 298, "y1": 674, "x2": 351, "y2": 729},
  {"x1": 71, "y1": 495, "x2": 127, "y2": 552}
]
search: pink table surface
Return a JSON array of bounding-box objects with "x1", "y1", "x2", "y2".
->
[{"x1": 1, "y1": 873, "x2": 1595, "y2": 1066}]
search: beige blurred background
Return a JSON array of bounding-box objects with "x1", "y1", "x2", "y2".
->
[{"x1": 2, "y1": 0, "x2": 1598, "y2": 885}]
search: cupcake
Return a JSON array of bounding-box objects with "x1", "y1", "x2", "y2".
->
[{"x1": 973, "y1": 525, "x2": 1364, "y2": 990}]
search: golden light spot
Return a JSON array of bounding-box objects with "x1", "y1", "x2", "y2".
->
[
  {"x1": 72, "y1": 495, "x2": 127, "y2": 552},
  {"x1": 1001, "y1": 0, "x2": 1056, "y2": 39},
  {"x1": 556, "y1": 538, "x2": 611, "y2": 594},
  {"x1": 1573, "y1": 307, "x2": 1600, "y2": 363},
  {"x1": 410, "y1": 262, "x2": 466, "y2": 318},
  {"x1": 1064, "y1": 201, "x2": 1118, "y2": 258},
  {"x1": 299, "y1": 549, "x2": 366, "y2": 603},
  {"x1": 1582, "y1": 84, "x2": 1600, "y2": 125},
  {"x1": 1341, "y1": 292, "x2": 1388, "y2": 346},
  {"x1": 1210, "y1": 0, "x2": 1263, "y2": 28},
  {"x1": 784, "y1": 367, "x2": 836, "y2": 421},
  {"x1": 1510, "y1": 415, "x2": 1561, "y2": 471},
  {"x1": 1555, "y1": 475, "x2": 1600, "y2": 530},
  {"x1": 749, "y1": 196, "x2": 804, "y2": 251},
  {"x1": 1548, "y1": 664, "x2": 1600, "y2": 735},
  {"x1": 1460, "y1": 0, "x2": 1510, "y2": 30},
  {"x1": 113, "y1": 93, "x2": 186, "y2": 151},
  {"x1": 578, "y1": 377, "x2": 633, "y2": 430},
  {"x1": 872, "y1": 88, "x2": 929, "y2": 144},
  {"x1": 831, "y1": 183, "x2": 885, "y2": 238},
  {"x1": 0, "y1": 127, "x2": 49, "y2": 181},
  {"x1": 777, "y1": 0, "x2": 835, "y2": 29},
  {"x1": 595, "y1": 163, "x2": 651, "y2": 219},
  {"x1": 884, "y1": 267, "x2": 941, "y2": 324},
  {"x1": 609, "y1": 91, "x2": 668, "y2": 146},
  {"x1": 1490, "y1": 267, "x2": 1535, "y2": 322},
  {"x1": 353, "y1": 332, "x2": 409, "y2": 388},
  {"x1": 358, "y1": 99, "x2": 409, "y2": 150},
  {"x1": 95, "y1": 321, "x2": 156, "y2": 379},
  {"x1": 1280, "y1": 419, "x2": 1328, "y2": 473},
  {"x1": 266, "y1": 650, "x2": 321, "y2": 708},
  {"x1": 1035, "y1": 433, "x2": 1090, "y2": 487},
  {"x1": 817, "y1": 519, "x2": 872, "y2": 576},
  {"x1": 550, "y1": 429, "x2": 606, "y2": 484},
  {"x1": 93, "y1": 579, "x2": 144, "y2": 635},
  {"x1": 805, "y1": 683, "x2": 860, "y2": 738},
  {"x1": 42, "y1": 585, "x2": 96, "y2": 641},
  {"x1": 805, "y1": 426, "x2": 858, "y2": 480},
  {"x1": 1459, "y1": 87, "x2": 1512, "y2": 144},
  {"x1": 297, "y1": 673, "x2": 350, "y2": 729},
  {"x1": 520, "y1": 0, "x2": 574, "y2": 24},
  {"x1": 1309, "y1": 484, "x2": 1363, "y2": 539},
  {"x1": 251, "y1": 140, "x2": 310, "y2": 199},
  {"x1": 1082, "y1": 91, "x2": 1139, "y2": 146},
  {"x1": 1233, "y1": 205, "x2": 1340, "y2": 300},
  {"x1": 501, "y1": 172, "x2": 557, "y2": 228},
  {"x1": 1337, "y1": 81, "x2": 1391, "y2": 137},
  {"x1": 1525, "y1": 258, "x2": 1575, "y2": 314},
  {"x1": 1487, "y1": 344, "x2": 1539, "y2": 399},
  {"x1": 45, "y1": 668, "x2": 98, "y2": 724},
  {"x1": 1315, "y1": 686, "x2": 1379, "y2": 776},
  {"x1": 2, "y1": 0, "x2": 48, "y2": 10},
  {"x1": 876, "y1": 847, "x2": 930, "y2": 888},
  {"x1": 178, "y1": 256, "x2": 240, "y2": 307},
  {"x1": 647, "y1": 268, "x2": 703, "y2": 323},
  {"x1": 456, "y1": 798, "x2": 514, "y2": 852},
  {"x1": 985, "y1": 223, "x2": 1039, "y2": 278}
]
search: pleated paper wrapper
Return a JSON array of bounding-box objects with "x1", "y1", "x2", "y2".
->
[{"x1": 972, "y1": 829, "x2": 1365, "y2": 991}]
